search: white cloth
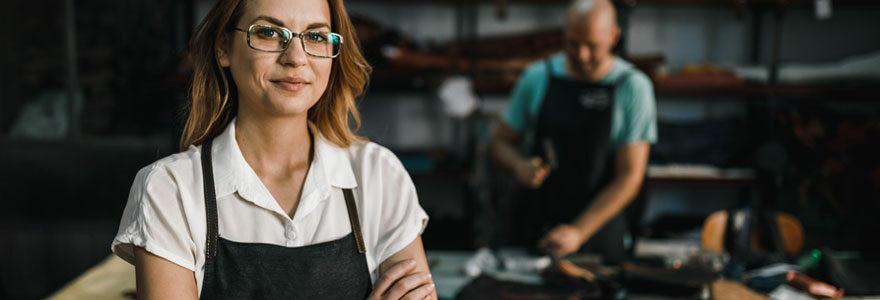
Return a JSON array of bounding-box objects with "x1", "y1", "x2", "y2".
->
[{"x1": 111, "y1": 119, "x2": 429, "y2": 293}]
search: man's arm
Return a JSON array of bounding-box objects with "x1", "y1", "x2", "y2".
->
[
  {"x1": 489, "y1": 122, "x2": 550, "y2": 189},
  {"x1": 490, "y1": 59, "x2": 552, "y2": 189},
  {"x1": 572, "y1": 142, "x2": 649, "y2": 240},
  {"x1": 540, "y1": 142, "x2": 649, "y2": 257}
]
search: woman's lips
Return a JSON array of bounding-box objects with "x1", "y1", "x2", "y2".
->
[{"x1": 270, "y1": 79, "x2": 309, "y2": 92}]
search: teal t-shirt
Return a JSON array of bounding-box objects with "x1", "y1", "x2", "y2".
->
[{"x1": 502, "y1": 52, "x2": 657, "y2": 147}]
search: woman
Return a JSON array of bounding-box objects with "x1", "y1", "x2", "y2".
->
[{"x1": 110, "y1": 0, "x2": 436, "y2": 298}]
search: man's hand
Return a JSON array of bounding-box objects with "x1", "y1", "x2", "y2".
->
[
  {"x1": 368, "y1": 259, "x2": 435, "y2": 300},
  {"x1": 490, "y1": 122, "x2": 551, "y2": 189},
  {"x1": 515, "y1": 157, "x2": 551, "y2": 189},
  {"x1": 538, "y1": 224, "x2": 587, "y2": 257}
]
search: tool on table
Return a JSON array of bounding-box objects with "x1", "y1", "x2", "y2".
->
[
  {"x1": 555, "y1": 257, "x2": 597, "y2": 282},
  {"x1": 546, "y1": 255, "x2": 622, "y2": 290}
]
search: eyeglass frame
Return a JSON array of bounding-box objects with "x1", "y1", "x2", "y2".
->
[{"x1": 232, "y1": 24, "x2": 343, "y2": 59}]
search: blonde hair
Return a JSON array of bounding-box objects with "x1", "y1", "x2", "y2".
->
[{"x1": 179, "y1": 0, "x2": 371, "y2": 151}]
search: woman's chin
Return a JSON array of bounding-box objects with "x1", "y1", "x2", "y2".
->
[{"x1": 266, "y1": 96, "x2": 317, "y2": 116}]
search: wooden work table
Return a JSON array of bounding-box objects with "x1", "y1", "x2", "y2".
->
[{"x1": 47, "y1": 255, "x2": 135, "y2": 300}]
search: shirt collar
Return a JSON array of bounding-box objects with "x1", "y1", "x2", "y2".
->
[
  {"x1": 209, "y1": 118, "x2": 358, "y2": 214},
  {"x1": 312, "y1": 124, "x2": 358, "y2": 190}
]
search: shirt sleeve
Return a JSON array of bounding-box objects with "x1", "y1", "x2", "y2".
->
[
  {"x1": 111, "y1": 164, "x2": 198, "y2": 272},
  {"x1": 502, "y1": 62, "x2": 547, "y2": 133},
  {"x1": 373, "y1": 150, "x2": 429, "y2": 265},
  {"x1": 615, "y1": 71, "x2": 658, "y2": 145}
]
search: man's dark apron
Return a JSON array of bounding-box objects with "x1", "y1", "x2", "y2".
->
[
  {"x1": 198, "y1": 139, "x2": 373, "y2": 299},
  {"x1": 511, "y1": 61, "x2": 629, "y2": 264}
]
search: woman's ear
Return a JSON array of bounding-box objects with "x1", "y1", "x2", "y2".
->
[{"x1": 217, "y1": 33, "x2": 231, "y2": 67}]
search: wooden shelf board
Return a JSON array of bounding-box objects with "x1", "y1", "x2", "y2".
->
[
  {"x1": 654, "y1": 81, "x2": 880, "y2": 99},
  {"x1": 647, "y1": 165, "x2": 756, "y2": 185},
  {"x1": 467, "y1": 75, "x2": 879, "y2": 100}
]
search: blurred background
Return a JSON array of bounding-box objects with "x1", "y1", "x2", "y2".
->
[{"x1": 2, "y1": 0, "x2": 880, "y2": 299}]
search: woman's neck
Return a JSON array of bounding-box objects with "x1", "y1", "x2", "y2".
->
[{"x1": 234, "y1": 112, "x2": 313, "y2": 178}]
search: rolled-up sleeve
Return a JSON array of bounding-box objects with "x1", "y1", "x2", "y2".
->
[
  {"x1": 111, "y1": 164, "x2": 197, "y2": 272},
  {"x1": 372, "y1": 152, "x2": 429, "y2": 265}
]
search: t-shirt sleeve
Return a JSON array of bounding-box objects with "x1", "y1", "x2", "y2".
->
[
  {"x1": 502, "y1": 63, "x2": 546, "y2": 133},
  {"x1": 373, "y1": 151, "x2": 429, "y2": 265},
  {"x1": 616, "y1": 72, "x2": 658, "y2": 145},
  {"x1": 111, "y1": 164, "x2": 198, "y2": 272}
]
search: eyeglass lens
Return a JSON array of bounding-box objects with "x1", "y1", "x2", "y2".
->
[{"x1": 248, "y1": 25, "x2": 340, "y2": 57}]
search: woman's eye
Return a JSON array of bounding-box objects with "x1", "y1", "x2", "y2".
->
[
  {"x1": 307, "y1": 32, "x2": 326, "y2": 42},
  {"x1": 257, "y1": 28, "x2": 277, "y2": 38}
]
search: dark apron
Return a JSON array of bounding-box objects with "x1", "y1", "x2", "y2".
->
[
  {"x1": 511, "y1": 61, "x2": 629, "y2": 264},
  {"x1": 198, "y1": 139, "x2": 373, "y2": 299}
]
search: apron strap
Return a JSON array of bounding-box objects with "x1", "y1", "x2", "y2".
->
[
  {"x1": 343, "y1": 189, "x2": 367, "y2": 254},
  {"x1": 201, "y1": 139, "x2": 220, "y2": 261}
]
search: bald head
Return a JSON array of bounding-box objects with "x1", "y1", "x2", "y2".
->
[
  {"x1": 563, "y1": 0, "x2": 620, "y2": 81},
  {"x1": 566, "y1": 0, "x2": 617, "y2": 34}
]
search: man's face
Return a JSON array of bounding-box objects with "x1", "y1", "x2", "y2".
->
[{"x1": 564, "y1": 14, "x2": 619, "y2": 78}]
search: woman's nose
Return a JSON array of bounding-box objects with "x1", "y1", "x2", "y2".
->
[{"x1": 279, "y1": 37, "x2": 309, "y2": 66}]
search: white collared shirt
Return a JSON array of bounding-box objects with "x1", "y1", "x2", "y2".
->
[{"x1": 111, "y1": 119, "x2": 429, "y2": 293}]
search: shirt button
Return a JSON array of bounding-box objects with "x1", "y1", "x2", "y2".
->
[{"x1": 286, "y1": 223, "x2": 297, "y2": 239}]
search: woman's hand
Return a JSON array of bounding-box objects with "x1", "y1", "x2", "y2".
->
[{"x1": 368, "y1": 259, "x2": 435, "y2": 300}]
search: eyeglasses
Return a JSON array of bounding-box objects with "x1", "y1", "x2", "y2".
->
[{"x1": 233, "y1": 24, "x2": 342, "y2": 58}]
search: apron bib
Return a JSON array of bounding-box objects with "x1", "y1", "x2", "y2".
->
[
  {"x1": 198, "y1": 139, "x2": 373, "y2": 299},
  {"x1": 511, "y1": 60, "x2": 629, "y2": 264}
]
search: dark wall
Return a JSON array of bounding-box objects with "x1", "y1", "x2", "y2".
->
[{"x1": 1, "y1": 1, "x2": 191, "y2": 299}]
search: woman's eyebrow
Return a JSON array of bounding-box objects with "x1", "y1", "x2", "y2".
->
[
  {"x1": 251, "y1": 15, "x2": 285, "y2": 26},
  {"x1": 250, "y1": 16, "x2": 329, "y2": 31},
  {"x1": 306, "y1": 23, "x2": 331, "y2": 30}
]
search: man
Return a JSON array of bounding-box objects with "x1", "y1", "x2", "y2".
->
[{"x1": 490, "y1": 0, "x2": 656, "y2": 263}]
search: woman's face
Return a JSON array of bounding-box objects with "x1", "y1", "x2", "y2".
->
[{"x1": 219, "y1": 0, "x2": 333, "y2": 118}]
